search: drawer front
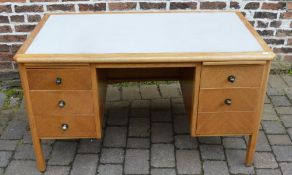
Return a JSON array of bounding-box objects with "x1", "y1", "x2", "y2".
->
[
  {"x1": 198, "y1": 88, "x2": 260, "y2": 112},
  {"x1": 30, "y1": 91, "x2": 94, "y2": 115},
  {"x1": 196, "y1": 112, "x2": 256, "y2": 135},
  {"x1": 27, "y1": 68, "x2": 91, "y2": 90},
  {"x1": 200, "y1": 64, "x2": 264, "y2": 88},
  {"x1": 36, "y1": 115, "x2": 96, "y2": 138}
]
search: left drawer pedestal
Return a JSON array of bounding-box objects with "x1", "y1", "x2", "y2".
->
[{"x1": 19, "y1": 64, "x2": 102, "y2": 172}]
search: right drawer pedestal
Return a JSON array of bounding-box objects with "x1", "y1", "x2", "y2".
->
[{"x1": 196, "y1": 63, "x2": 265, "y2": 136}]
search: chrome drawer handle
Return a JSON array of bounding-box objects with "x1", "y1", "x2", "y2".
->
[
  {"x1": 61, "y1": 124, "x2": 69, "y2": 131},
  {"x1": 55, "y1": 77, "x2": 62, "y2": 85},
  {"x1": 58, "y1": 100, "x2": 66, "y2": 108},
  {"x1": 224, "y1": 99, "x2": 232, "y2": 105},
  {"x1": 227, "y1": 75, "x2": 236, "y2": 83}
]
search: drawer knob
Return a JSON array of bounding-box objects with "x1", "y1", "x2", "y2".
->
[
  {"x1": 55, "y1": 77, "x2": 62, "y2": 85},
  {"x1": 61, "y1": 124, "x2": 69, "y2": 131},
  {"x1": 58, "y1": 100, "x2": 66, "y2": 108},
  {"x1": 224, "y1": 99, "x2": 232, "y2": 105},
  {"x1": 227, "y1": 75, "x2": 236, "y2": 83}
]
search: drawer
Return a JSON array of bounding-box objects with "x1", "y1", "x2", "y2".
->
[
  {"x1": 198, "y1": 88, "x2": 260, "y2": 112},
  {"x1": 196, "y1": 112, "x2": 256, "y2": 135},
  {"x1": 30, "y1": 91, "x2": 94, "y2": 115},
  {"x1": 200, "y1": 64, "x2": 264, "y2": 88},
  {"x1": 35, "y1": 115, "x2": 96, "y2": 138},
  {"x1": 27, "y1": 68, "x2": 91, "y2": 90}
]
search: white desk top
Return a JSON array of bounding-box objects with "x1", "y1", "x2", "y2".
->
[{"x1": 26, "y1": 12, "x2": 264, "y2": 55}]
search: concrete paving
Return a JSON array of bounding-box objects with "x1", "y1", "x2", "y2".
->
[{"x1": 1, "y1": 74, "x2": 292, "y2": 175}]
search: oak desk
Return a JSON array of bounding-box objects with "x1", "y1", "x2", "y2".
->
[{"x1": 14, "y1": 12, "x2": 275, "y2": 172}]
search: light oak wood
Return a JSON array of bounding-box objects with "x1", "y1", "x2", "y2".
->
[
  {"x1": 198, "y1": 88, "x2": 260, "y2": 112},
  {"x1": 202, "y1": 61, "x2": 266, "y2": 65},
  {"x1": 30, "y1": 91, "x2": 94, "y2": 115},
  {"x1": 95, "y1": 63, "x2": 196, "y2": 68},
  {"x1": 25, "y1": 63, "x2": 90, "y2": 68},
  {"x1": 27, "y1": 68, "x2": 91, "y2": 90},
  {"x1": 196, "y1": 112, "x2": 256, "y2": 135},
  {"x1": 35, "y1": 115, "x2": 96, "y2": 138},
  {"x1": 179, "y1": 64, "x2": 202, "y2": 136},
  {"x1": 245, "y1": 61, "x2": 271, "y2": 166},
  {"x1": 201, "y1": 64, "x2": 264, "y2": 88},
  {"x1": 91, "y1": 66, "x2": 104, "y2": 138},
  {"x1": 19, "y1": 64, "x2": 46, "y2": 171},
  {"x1": 15, "y1": 52, "x2": 275, "y2": 63}
]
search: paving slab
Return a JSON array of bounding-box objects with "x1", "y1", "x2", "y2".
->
[
  {"x1": 151, "y1": 168, "x2": 176, "y2": 175},
  {"x1": 128, "y1": 118, "x2": 150, "y2": 137},
  {"x1": 98, "y1": 164, "x2": 123, "y2": 175},
  {"x1": 272, "y1": 146, "x2": 292, "y2": 161},
  {"x1": 78, "y1": 139, "x2": 101, "y2": 154},
  {"x1": 100, "y1": 148, "x2": 124, "y2": 164},
  {"x1": 226, "y1": 150, "x2": 255, "y2": 174},
  {"x1": 267, "y1": 134, "x2": 292, "y2": 145},
  {"x1": 124, "y1": 149, "x2": 149, "y2": 174},
  {"x1": 280, "y1": 115, "x2": 292, "y2": 127},
  {"x1": 103, "y1": 127, "x2": 127, "y2": 147},
  {"x1": 280, "y1": 162, "x2": 292, "y2": 175},
  {"x1": 256, "y1": 169, "x2": 282, "y2": 175},
  {"x1": 127, "y1": 138, "x2": 150, "y2": 149},
  {"x1": 222, "y1": 137, "x2": 246, "y2": 149},
  {"x1": 5, "y1": 160, "x2": 42, "y2": 175},
  {"x1": 254, "y1": 152, "x2": 278, "y2": 169},
  {"x1": 175, "y1": 135, "x2": 198, "y2": 149},
  {"x1": 151, "y1": 123, "x2": 173, "y2": 143},
  {"x1": 48, "y1": 141, "x2": 77, "y2": 166},
  {"x1": 0, "y1": 151, "x2": 12, "y2": 167},
  {"x1": 140, "y1": 85, "x2": 160, "y2": 99},
  {"x1": 200, "y1": 145, "x2": 225, "y2": 160},
  {"x1": 70, "y1": 154, "x2": 99, "y2": 175},
  {"x1": 151, "y1": 110, "x2": 172, "y2": 122},
  {"x1": 44, "y1": 166, "x2": 70, "y2": 175},
  {"x1": 176, "y1": 150, "x2": 201, "y2": 174},
  {"x1": 151, "y1": 144, "x2": 175, "y2": 168},
  {"x1": 203, "y1": 161, "x2": 229, "y2": 175}
]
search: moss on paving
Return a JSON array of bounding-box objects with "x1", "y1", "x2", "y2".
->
[{"x1": 0, "y1": 88, "x2": 23, "y2": 110}]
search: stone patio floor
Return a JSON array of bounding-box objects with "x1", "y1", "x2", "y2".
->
[{"x1": 0, "y1": 74, "x2": 292, "y2": 175}]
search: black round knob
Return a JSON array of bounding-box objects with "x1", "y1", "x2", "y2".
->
[
  {"x1": 224, "y1": 99, "x2": 232, "y2": 105},
  {"x1": 61, "y1": 124, "x2": 69, "y2": 131},
  {"x1": 58, "y1": 100, "x2": 65, "y2": 108},
  {"x1": 55, "y1": 77, "x2": 62, "y2": 85},
  {"x1": 227, "y1": 75, "x2": 236, "y2": 83}
]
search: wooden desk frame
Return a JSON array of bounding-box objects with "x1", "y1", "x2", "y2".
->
[{"x1": 15, "y1": 11, "x2": 275, "y2": 172}]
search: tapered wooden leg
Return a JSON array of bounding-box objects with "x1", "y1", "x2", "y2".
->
[
  {"x1": 32, "y1": 137, "x2": 46, "y2": 172},
  {"x1": 245, "y1": 133, "x2": 258, "y2": 166},
  {"x1": 19, "y1": 64, "x2": 46, "y2": 171}
]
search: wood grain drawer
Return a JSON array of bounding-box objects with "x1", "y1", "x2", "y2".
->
[
  {"x1": 200, "y1": 64, "x2": 264, "y2": 88},
  {"x1": 27, "y1": 68, "x2": 91, "y2": 90},
  {"x1": 198, "y1": 88, "x2": 260, "y2": 112},
  {"x1": 196, "y1": 112, "x2": 256, "y2": 135},
  {"x1": 36, "y1": 115, "x2": 96, "y2": 138},
  {"x1": 30, "y1": 91, "x2": 94, "y2": 115}
]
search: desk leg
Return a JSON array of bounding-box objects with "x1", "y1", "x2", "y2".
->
[
  {"x1": 32, "y1": 138, "x2": 46, "y2": 171},
  {"x1": 245, "y1": 61, "x2": 271, "y2": 166},
  {"x1": 179, "y1": 64, "x2": 202, "y2": 136},
  {"x1": 91, "y1": 66, "x2": 107, "y2": 138},
  {"x1": 246, "y1": 133, "x2": 258, "y2": 166},
  {"x1": 19, "y1": 64, "x2": 46, "y2": 171}
]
